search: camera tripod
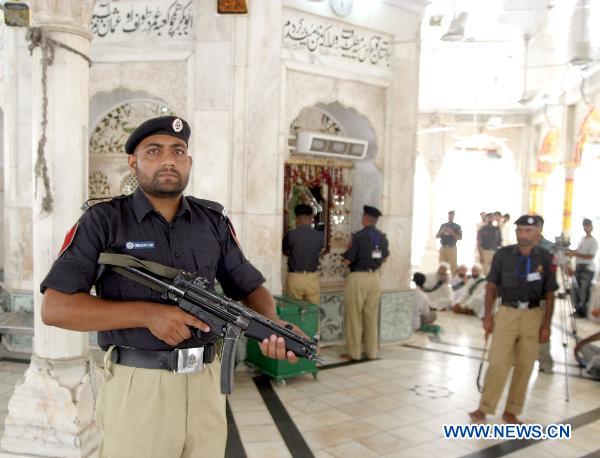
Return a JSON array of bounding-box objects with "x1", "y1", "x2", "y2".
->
[{"x1": 554, "y1": 235, "x2": 581, "y2": 402}]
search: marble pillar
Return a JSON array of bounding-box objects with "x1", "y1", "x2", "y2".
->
[
  {"x1": 1, "y1": 1, "x2": 102, "y2": 456},
  {"x1": 1, "y1": 26, "x2": 34, "y2": 352},
  {"x1": 382, "y1": 38, "x2": 423, "y2": 290},
  {"x1": 235, "y1": 1, "x2": 284, "y2": 294}
]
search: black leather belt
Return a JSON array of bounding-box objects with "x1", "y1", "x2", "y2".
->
[
  {"x1": 351, "y1": 268, "x2": 378, "y2": 272},
  {"x1": 502, "y1": 300, "x2": 540, "y2": 309},
  {"x1": 110, "y1": 345, "x2": 216, "y2": 372}
]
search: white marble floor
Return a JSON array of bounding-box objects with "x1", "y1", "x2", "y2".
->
[{"x1": 1, "y1": 307, "x2": 599, "y2": 457}]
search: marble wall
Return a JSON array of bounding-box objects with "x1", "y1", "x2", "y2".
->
[
  {"x1": 82, "y1": 1, "x2": 424, "y2": 298},
  {"x1": 318, "y1": 291, "x2": 413, "y2": 344},
  {"x1": 1, "y1": 0, "x2": 425, "y2": 349},
  {"x1": 282, "y1": 7, "x2": 420, "y2": 291}
]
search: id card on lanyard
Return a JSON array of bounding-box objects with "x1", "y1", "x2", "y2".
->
[
  {"x1": 370, "y1": 229, "x2": 382, "y2": 259},
  {"x1": 518, "y1": 255, "x2": 541, "y2": 282}
]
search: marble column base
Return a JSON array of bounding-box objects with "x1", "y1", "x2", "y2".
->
[{"x1": 1, "y1": 354, "x2": 102, "y2": 457}]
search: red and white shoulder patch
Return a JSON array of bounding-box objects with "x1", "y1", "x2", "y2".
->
[{"x1": 58, "y1": 222, "x2": 79, "y2": 258}]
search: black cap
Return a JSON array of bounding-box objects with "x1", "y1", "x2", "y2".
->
[
  {"x1": 448, "y1": 210, "x2": 455, "y2": 214},
  {"x1": 514, "y1": 214, "x2": 543, "y2": 226},
  {"x1": 363, "y1": 205, "x2": 382, "y2": 218},
  {"x1": 294, "y1": 204, "x2": 313, "y2": 216},
  {"x1": 125, "y1": 116, "x2": 191, "y2": 154},
  {"x1": 583, "y1": 218, "x2": 592, "y2": 225}
]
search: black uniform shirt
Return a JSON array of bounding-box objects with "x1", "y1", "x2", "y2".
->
[
  {"x1": 439, "y1": 222, "x2": 462, "y2": 247},
  {"x1": 343, "y1": 226, "x2": 390, "y2": 271},
  {"x1": 478, "y1": 225, "x2": 502, "y2": 250},
  {"x1": 41, "y1": 188, "x2": 265, "y2": 351},
  {"x1": 282, "y1": 225, "x2": 324, "y2": 272},
  {"x1": 487, "y1": 245, "x2": 558, "y2": 304}
]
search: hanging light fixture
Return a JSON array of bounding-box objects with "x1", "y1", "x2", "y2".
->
[
  {"x1": 570, "y1": 0, "x2": 593, "y2": 67},
  {"x1": 518, "y1": 35, "x2": 538, "y2": 105},
  {"x1": 441, "y1": 0, "x2": 468, "y2": 42}
]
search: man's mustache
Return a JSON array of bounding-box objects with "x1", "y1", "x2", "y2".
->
[{"x1": 154, "y1": 169, "x2": 181, "y2": 178}]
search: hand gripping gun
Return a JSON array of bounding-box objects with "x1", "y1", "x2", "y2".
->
[{"x1": 97, "y1": 253, "x2": 321, "y2": 394}]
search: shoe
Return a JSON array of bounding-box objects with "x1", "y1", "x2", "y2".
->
[{"x1": 539, "y1": 366, "x2": 553, "y2": 374}]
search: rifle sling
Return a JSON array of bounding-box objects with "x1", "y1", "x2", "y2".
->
[
  {"x1": 98, "y1": 252, "x2": 183, "y2": 278},
  {"x1": 97, "y1": 252, "x2": 187, "y2": 296}
]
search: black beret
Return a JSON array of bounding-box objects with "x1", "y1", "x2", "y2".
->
[
  {"x1": 294, "y1": 204, "x2": 313, "y2": 216},
  {"x1": 448, "y1": 210, "x2": 455, "y2": 214},
  {"x1": 583, "y1": 218, "x2": 592, "y2": 225},
  {"x1": 125, "y1": 116, "x2": 191, "y2": 154},
  {"x1": 514, "y1": 214, "x2": 542, "y2": 226},
  {"x1": 363, "y1": 205, "x2": 382, "y2": 218}
]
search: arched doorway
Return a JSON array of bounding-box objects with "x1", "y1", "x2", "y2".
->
[
  {"x1": 284, "y1": 103, "x2": 377, "y2": 343},
  {"x1": 433, "y1": 135, "x2": 521, "y2": 268}
]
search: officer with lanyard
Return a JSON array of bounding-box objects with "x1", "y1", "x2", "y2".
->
[
  {"x1": 470, "y1": 215, "x2": 558, "y2": 424},
  {"x1": 40, "y1": 116, "x2": 298, "y2": 457},
  {"x1": 342, "y1": 205, "x2": 389, "y2": 360}
]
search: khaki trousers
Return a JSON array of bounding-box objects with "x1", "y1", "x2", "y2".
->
[
  {"x1": 286, "y1": 272, "x2": 321, "y2": 305},
  {"x1": 481, "y1": 249, "x2": 496, "y2": 275},
  {"x1": 439, "y1": 246, "x2": 458, "y2": 272},
  {"x1": 479, "y1": 306, "x2": 544, "y2": 416},
  {"x1": 344, "y1": 272, "x2": 381, "y2": 360},
  {"x1": 96, "y1": 348, "x2": 226, "y2": 458}
]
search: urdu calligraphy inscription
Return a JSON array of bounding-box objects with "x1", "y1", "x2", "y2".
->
[
  {"x1": 283, "y1": 16, "x2": 391, "y2": 67},
  {"x1": 91, "y1": 0, "x2": 193, "y2": 39}
]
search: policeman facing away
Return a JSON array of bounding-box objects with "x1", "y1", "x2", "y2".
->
[
  {"x1": 40, "y1": 116, "x2": 298, "y2": 457},
  {"x1": 470, "y1": 215, "x2": 558, "y2": 424},
  {"x1": 282, "y1": 203, "x2": 324, "y2": 305},
  {"x1": 343, "y1": 205, "x2": 390, "y2": 360}
]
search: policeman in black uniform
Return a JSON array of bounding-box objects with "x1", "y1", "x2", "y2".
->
[
  {"x1": 40, "y1": 116, "x2": 297, "y2": 457},
  {"x1": 470, "y1": 215, "x2": 558, "y2": 424},
  {"x1": 282, "y1": 203, "x2": 324, "y2": 305},
  {"x1": 343, "y1": 205, "x2": 389, "y2": 360}
]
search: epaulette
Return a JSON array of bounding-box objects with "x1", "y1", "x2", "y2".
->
[
  {"x1": 188, "y1": 196, "x2": 227, "y2": 219},
  {"x1": 81, "y1": 195, "x2": 127, "y2": 211}
]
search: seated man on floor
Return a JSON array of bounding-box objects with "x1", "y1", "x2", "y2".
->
[
  {"x1": 574, "y1": 308, "x2": 600, "y2": 379},
  {"x1": 451, "y1": 264, "x2": 469, "y2": 302},
  {"x1": 452, "y1": 263, "x2": 486, "y2": 317},
  {"x1": 422, "y1": 262, "x2": 453, "y2": 310},
  {"x1": 412, "y1": 272, "x2": 439, "y2": 333}
]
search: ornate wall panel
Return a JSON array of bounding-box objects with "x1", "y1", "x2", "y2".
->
[{"x1": 88, "y1": 101, "x2": 175, "y2": 198}]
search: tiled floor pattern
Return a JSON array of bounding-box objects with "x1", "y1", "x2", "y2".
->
[{"x1": 1, "y1": 308, "x2": 599, "y2": 457}]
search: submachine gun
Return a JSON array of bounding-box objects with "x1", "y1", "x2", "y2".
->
[{"x1": 97, "y1": 253, "x2": 320, "y2": 394}]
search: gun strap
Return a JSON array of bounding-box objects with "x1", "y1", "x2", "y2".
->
[{"x1": 97, "y1": 253, "x2": 185, "y2": 295}]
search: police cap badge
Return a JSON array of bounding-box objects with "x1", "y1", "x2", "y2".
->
[{"x1": 125, "y1": 116, "x2": 191, "y2": 154}]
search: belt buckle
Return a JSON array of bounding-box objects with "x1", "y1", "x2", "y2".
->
[
  {"x1": 174, "y1": 347, "x2": 205, "y2": 374},
  {"x1": 517, "y1": 301, "x2": 529, "y2": 310}
]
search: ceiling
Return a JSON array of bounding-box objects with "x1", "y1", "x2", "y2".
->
[{"x1": 419, "y1": 0, "x2": 600, "y2": 112}]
